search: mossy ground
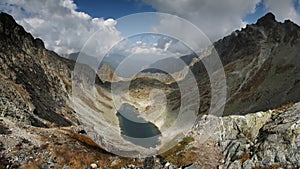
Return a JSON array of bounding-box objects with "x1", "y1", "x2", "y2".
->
[{"x1": 158, "y1": 136, "x2": 198, "y2": 166}]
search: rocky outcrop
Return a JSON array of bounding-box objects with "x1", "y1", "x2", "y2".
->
[
  {"x1": 189, "y1": 102, "x2": 300, "y2": 169},
  {"x1": 97, "y1": 63, "x2": 115, "y2": 82}
]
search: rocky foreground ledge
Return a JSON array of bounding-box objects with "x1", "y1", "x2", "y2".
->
[
  {"x1": 0, "y1": 102, "x2": 299, "y2": 169},
  {"x1": 189, "y1": 102, "x2": 300, "y2": 169}
]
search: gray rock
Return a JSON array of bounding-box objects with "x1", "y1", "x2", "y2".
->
[
  {"x1": 227, "y1": 160, "x2": 241, "y2": 169},
  {"x1": 242, "y1": 159, "x2": 255, "y2": 169}
]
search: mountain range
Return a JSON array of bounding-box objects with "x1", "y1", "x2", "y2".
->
[{"x1": 0, "y1": 12, "x2": 299, "y2": 169}]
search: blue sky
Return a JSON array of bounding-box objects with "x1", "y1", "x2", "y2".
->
[
  {"x1": 73, "y1": 0, "x2": 266, "y2": 23},
  {"x1": 74, "y1": 0, "x2": 156, "y2": 19},
  {"x1": 243, "y1": 1, "x2": 268, "y2": 23}
]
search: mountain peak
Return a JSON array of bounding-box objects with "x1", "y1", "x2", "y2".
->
[
  {"x1": 0, "y1": 12, "x2": 18, "y2": 31},
  {"x1": 0, "y1": 12, "x2": 45, "y2": 49},
  {"x1": 256, "y1": 12, "x2": 277, "y2": 27},
  {"x1": 0, "y1": 12, "x2": 15, "y2": 20},
  {"x1": 0, "y1": 12, "x2": 15, "y2": 21}
]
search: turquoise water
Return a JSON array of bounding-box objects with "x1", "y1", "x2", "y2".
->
[{"x1": 117, "y1": 103, "x2": 161, "y2": 148}]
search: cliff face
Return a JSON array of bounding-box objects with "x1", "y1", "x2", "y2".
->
[
  {"x1": 218, "y1": 13, "x2": 300, "y2": 115},
  {"x1": 0, "y1": 13, "x2": 76, "y2": 127},
  {"x1": 0, "y1": 12, "x2": 299, "y2": 169},
  {"x1": 190, "y1": 13, "x2": 300, "y2": 115}
]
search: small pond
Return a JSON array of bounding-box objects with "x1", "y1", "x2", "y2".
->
[{"x1": 117, "y1": 103, "x2": 161, "y2": 148}]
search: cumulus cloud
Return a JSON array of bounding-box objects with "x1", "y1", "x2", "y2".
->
[
  {"x1": 108, "y1": 34, "x2": 193, "y2": 58},
  {"x1": 112, "y1": 39, "x2": 167, "y2": 56},
  {"x1": 0, "y1": 0, "x2": 121, "y2": 55},
  {"x1": 144, "y1": 0, "x2": 300, "y2": 43}
]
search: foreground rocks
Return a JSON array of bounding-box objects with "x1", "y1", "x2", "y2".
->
[{"x1": 190, "y1": 102, "x2": 300, "y2": 169}]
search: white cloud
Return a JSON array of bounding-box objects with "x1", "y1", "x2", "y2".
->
[
  {"x1": 156, "y1": 37, "x2": 192, "y2": 55},
  {"x1": 104, "y1": 18, "x2": 117, "y2": 26},
  {"x1": 264, "y1": 0, "x2": 300, "y2": 23},
  {"x1": 0, "y1": 0, "x2": 122, "y2": 55},
  {"x1": 143, "y1": 0, "x2": 261, "y2": 42},
  {"x1": 109, "y1": 35, "x2": 192, "y2": 57},
  {"x1": 116, "y1": 39, "x2": 168, "y2": 55},
  {"x1": 144, "y1": 0, "x2": 300, "y2": 44}
]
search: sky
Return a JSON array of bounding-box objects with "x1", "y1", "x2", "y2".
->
[
  {"x1": 1, "y1": 0, "x2": 300, "y2": 56},
  {"x1": 73, "y1": 0, "x2": 156, "y2": 19}
]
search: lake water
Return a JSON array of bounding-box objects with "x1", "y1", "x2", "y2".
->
[{"x1": 117, "y1": 103, "x2": 161, "y2": 148}]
